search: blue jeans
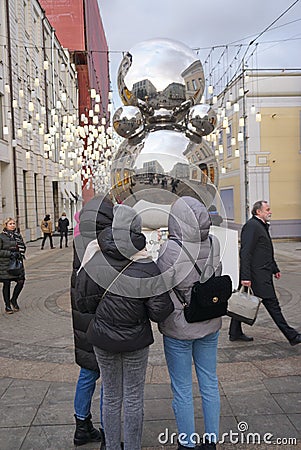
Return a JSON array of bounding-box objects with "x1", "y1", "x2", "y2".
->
[
  {"x1": 163, "y1": 332, "x2": 220, "y2": 447},
  {"x1": 74, "y1": 368, "x2": 103, "y2": 427}
]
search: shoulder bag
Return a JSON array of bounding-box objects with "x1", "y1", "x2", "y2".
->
[
  {"x1": 172, "y1": 237, "x2": 232, "y2": 323},
  {"x1": 7, "y1": 253, "x2": 24, "y2": 276},
  {"x1": 227, "y1": 286, "x2": 261, "y2": 325}
]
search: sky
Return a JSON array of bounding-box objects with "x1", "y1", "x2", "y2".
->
[{"x1": 97, "y1": 0, "x2": 301, "y2": 109}]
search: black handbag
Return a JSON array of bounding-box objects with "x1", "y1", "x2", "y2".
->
[
  {"x1": 172, "y1": 237, "x2": 232, "y2": 323},
  {"x1": 7, "y1": 253, "x2": 23, "y2": 276}
]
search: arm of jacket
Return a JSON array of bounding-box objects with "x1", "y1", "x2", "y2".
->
[
  {"x1": 75, "y1": 267, "x2": 105, "y2": 314},
  {"x1": 143, "y1": 262, "x2": 174, "y2": 322},
  {"x1": 0, "y1": 237, "x2": 13, "y2": 257},
  {"x1": 239, "y1": 222, "x2": 258, "y2": 280}
]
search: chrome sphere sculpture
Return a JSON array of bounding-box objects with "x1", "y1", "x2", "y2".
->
[{"x1": 111, "y1": 38, "x2": 219, "y2": 228}]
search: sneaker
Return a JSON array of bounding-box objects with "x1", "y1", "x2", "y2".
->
[{"x1": 5, "y1": 306, "x2": 14, "y2": 314}]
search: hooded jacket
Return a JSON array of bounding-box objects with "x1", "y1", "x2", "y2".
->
[
  {"x1": 76, "y1": 205, "x2": 174, "y2": 353},
  {"x1": 41, "y1": 215, "x2": 52, "y2": 234},
  {"x1": 156, "y1": 196, "x2": 222, "y2": 340},
  {"x1": 71, "y1": 196, "x2": 114, "y2": 371}
]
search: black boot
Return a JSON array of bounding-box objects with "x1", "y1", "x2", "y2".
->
[{"x1": 74, "y1": 414, "x2": 102, "y2": 446}]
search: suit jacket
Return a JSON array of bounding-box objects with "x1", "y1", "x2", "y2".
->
[{"x1": 240, "y1": 216, "x2": 279, "y2": 298}]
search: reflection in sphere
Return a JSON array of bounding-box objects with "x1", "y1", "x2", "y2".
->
[
  {"x1": 117, "y1": 38, "x2": 205, "y2": 121},
  {"x1": 113, "y1": 105, "x2": 144, "y2": 138},
  {"x1": 186, "y1": 104, "x2": 217, "y2": 139},
  {"x1": 110, "y1": 129, "x2": 219, "y2": 228}
]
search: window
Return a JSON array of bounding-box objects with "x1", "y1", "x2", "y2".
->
[
  {"x1": 0, "y1": 94, "x2": 3, "y2": 140},
  {"x1": 227, "y1": 124, "x2": 232, "y2": 157},
  {"x1": 220, "y1": 188, "x2": 234, "y2": 220},
  {"x1": 23, "y1": 171, "x2": 29, "y2": 228},
  {"x1": 34, "y1": 174, "x2": 39, "y2": 226}
]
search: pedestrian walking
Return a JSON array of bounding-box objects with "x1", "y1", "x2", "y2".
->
[
  {"x1": 76, "y1": 204, "x2": 174, "y2": 450},
  {"x1": 156, "y1": 196, "x2": 222, "y2": 450},
  {"x1": 71, "y1": 197, "x2": 114, "y2": 447},
  {"x1": 0, "y1": 217, "x2": 26, "y2": 314},
  {"x1": 58, "y1": 212, "x2": 69, "y2": 248},
  {"x1": 40, "y1": 214, "x2": 55, "y2": 249},
  {"x1": 229, "y1": 200, "x2": 301, "y2": 346}
]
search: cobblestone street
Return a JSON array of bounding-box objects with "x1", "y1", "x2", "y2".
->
[{"x1": 0, "y1": 238, "x2": 300, "y2": 449}]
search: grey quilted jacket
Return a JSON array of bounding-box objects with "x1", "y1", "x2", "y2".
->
[{"x1": 157, "y1": 196, "x2": 222, "y2": 340}]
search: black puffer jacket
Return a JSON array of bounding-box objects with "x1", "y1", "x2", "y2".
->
[
  {"x1": 0, "y1": 230, "x2": 26, "y2": 281},
  {"x1": 70, "y1": 196, "x2": 114, "y2": 371},
  {"x1": 76, "y1": 205, "x2": 174, "y2": 353}
]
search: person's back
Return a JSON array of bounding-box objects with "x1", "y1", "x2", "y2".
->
[
  {"x1": 156, "y1": 196, "x2": 221, "y2": 450},
  {"x1": 71, "y1": 196, "x2": 114, "y2": 447},
  {"x1": 76, "y1": 204, "x2": 173, "y2": 450}
]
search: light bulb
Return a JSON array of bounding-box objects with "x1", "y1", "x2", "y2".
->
[
  {"x1": 44, "y1": 60, "x2": 49, "y2": 70},
  {"x1": 28, "y1": 101, "x2": 34, "y2": 112},
  {"x1": 34, "y1": 77, "x2": 39, "y2": 87},
  {"x1": 3, "y1": 126, "x2": 9, "y2": 135},
  {"x1": 235, "y1": 149, "x2": 240, "y2": 157},
  {"x1": 90, "y1": 88, "x2": 96, "y2": 99},
  {"x1": 238, "y1": 132, "x2": 243, "y2": 142},
  {"x1": 208, "y1": 85, "x2": 213, "y2": 94},
  {"x1": 239, "y1": 117, "x2": 245, "y2": 127},
  {"x1": 256, "y1": 112, "x2": 262, "y2": 122},
  {"x1": 233, "y1": 103, "x2": 239, "y2": 112}
]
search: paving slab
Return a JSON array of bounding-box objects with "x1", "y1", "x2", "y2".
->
[{"x1": 0, "y1": 238, "x2": 300, "y2": 449}]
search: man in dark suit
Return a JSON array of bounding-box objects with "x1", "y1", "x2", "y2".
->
[{"x1": 229, "y1": 200, "x2": 301, "y2": 346}]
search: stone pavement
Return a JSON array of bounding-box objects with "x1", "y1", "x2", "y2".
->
[{"x1": 0, "y1": 237, "x2": 300, "y2": 450}]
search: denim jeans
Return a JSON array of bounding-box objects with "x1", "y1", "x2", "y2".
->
[
  {"x1": 74, "y1": 367, "x2": 103, "y2": 426},
  {"x1": 93, "y1": 346, "x2": 149, "y2": 450},
  {"x1": 163, "y1": 332, "x2": 220, "y2": 447}
]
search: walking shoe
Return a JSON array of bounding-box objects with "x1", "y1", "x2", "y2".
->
[
  {"x1": 11, "y1": 301, "x2": 20, "y2": 312},
  {"x1": 229, "y1": 334, "x2": 253, "y2": 342},
  {"x1": 5, "y1": 306, "x2": 14, "y2": 314},
  {"x1": 289, "y1": 334, "x2": 301, "y2": 346}
]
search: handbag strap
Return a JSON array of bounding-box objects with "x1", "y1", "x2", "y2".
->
[
  {"x1": 171, "y1": 236, "x2": 214, "y2": 280},
  {"x1": 101, "y1": 260, "x2": 134, "y2": 301}
]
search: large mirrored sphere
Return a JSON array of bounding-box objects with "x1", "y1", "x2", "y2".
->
[
  {"x1": 110, "y1": 129, "x2": 219, "y2": 228},
  {"x1": 117, "y1": 38, "x2": 205, "y2": 118},
  {"x1": 186, "y1": 104, "x2": 217, "y2": 141},
  {"x1": 113, "y1": 106, "x2": 144, "y2": 138}
]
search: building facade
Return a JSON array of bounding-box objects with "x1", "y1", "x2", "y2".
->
[
  {"x1": 215, "y1": 69, "x2": 301, "y2": 238},
  {"x1": 39, "y1": 0, "x2": 111, "y2": 203},
  {"x1": 0, "y1": 0, "x2": 81, "y2": 241}
]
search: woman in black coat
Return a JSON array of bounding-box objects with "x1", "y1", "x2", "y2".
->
[
  {"x1": 0, "y1": 217, "x2": 26, "y2": 313},
  {"x1": 71, "y1": 196, "x2": 114, "y2": 446},
  {"x1": 76, "y1": 204, "x2": 174, "y2": 450}
]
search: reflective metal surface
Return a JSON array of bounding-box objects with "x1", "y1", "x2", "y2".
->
[
  {"x1": 117, "y1": 38, "x2": 205, "y2": 123},
  {"x1": 112, "y1": 106, "x2": 144, "y2": 139},
  {"x1": 111, "y1": 39, "x2": 219, "y2": 228}
]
